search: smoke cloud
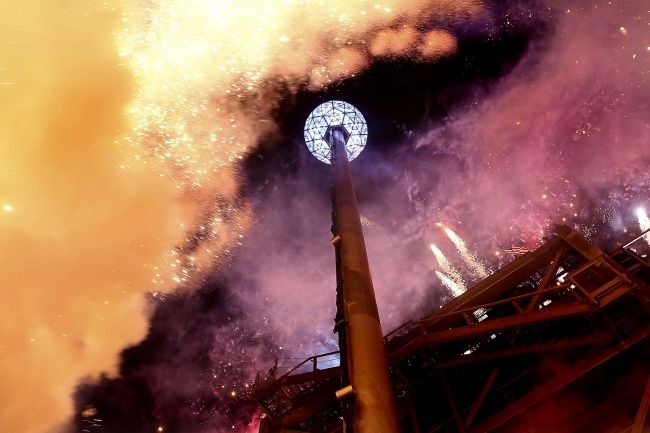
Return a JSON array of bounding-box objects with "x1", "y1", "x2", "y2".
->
[
  {"x1": 404, "y1": 0, "x2": 650, "y2": 249},
  {"x1": 223, "y1": 0, "x2": 650, "y2": 376},
  {"x1": 6, "y1": 0, "x2": 649, "y2": 432},
  {"x1": 0, "y1": 2, "x2": 185, "y2": 432},
  {"x1": 1, "y1": 0, "x2": 484, "y2": 432},
  {"x1": 75, "y1": 1, "x2": 650, "y2": 430}
]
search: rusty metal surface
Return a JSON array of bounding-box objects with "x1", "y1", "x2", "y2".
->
[{"x1": 468, "y1": 325, "x2": 650, "y2": 433}]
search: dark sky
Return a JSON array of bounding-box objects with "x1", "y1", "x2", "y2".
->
[{"x1": 72, "y1": 1, "x2": 650, "y2": 432}]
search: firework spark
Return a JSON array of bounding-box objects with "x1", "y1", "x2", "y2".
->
[
  {"x1": 117, "y1": 0, "x2": 480, "y2": 184},
  {"x1": 637, "y1": 208, "x2": 650, "y2": 245},
  {"x1": 9, "y1": 0, "x2": 650, "y2": 432},
  {"x1": 115, "y1": 0, "x2": 483, "y2": 290},
  {"x1": 430, "y1": 243, "x2": 467, "y2": 294},
  {"x1": 437, "y1": 223, "x2": 490, "y2": 278},
  {"x1": 435, "y1": 270, "x2": 465, "y2": 297}
]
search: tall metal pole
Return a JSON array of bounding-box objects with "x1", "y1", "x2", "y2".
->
[{"x1": 329, "y1": 127, "x2": 400, "y2": 433}]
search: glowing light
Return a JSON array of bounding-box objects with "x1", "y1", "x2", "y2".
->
[
  {"x1": 2, "y1": 203, "x2": 13, "y2": 213},
  {"x1": 637, "y1": 208, "x2": 650, "y2": 246},
  {"x1": 80, "y1": 407, "x2": 97, "y2": 418},
  {"x1": 118, "y1": 0, "x2": 478, "y2": 180},
  {"x1": 116, "y1": 0, "x2": 482, "y2": 287},
  {"x1": 437, "y1": 223, "x2": 489, "y2": 278},
  {"x1": 435, "y1": 271, "x2": 465, "y2": 297},
  {"x1": 430, "y1": 244, "x2": 467, "y2": 295},
  {"x1": 304, "y1": 100, "x2": 368, "y2": 164}
]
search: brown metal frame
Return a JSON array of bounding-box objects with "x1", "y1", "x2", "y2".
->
[
  {"x1": 632, "y1": 377, "x2": 650, "y2": 433},
  {"x1": 254, "y1": 226, "x2": 650, "y2": 433}
]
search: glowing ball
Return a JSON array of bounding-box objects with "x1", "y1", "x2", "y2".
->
[{"x1": 304, "y1": 100, "x2": 368, "y2": 164}]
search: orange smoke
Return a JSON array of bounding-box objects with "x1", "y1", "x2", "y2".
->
[
  {"x1": 419, "y1": 29, "x2": 458, "y2": 59},
  {"x1": 370, "y1": 27, "x2": 420, "y2": 57},
  {"x1": 369, "y1": 26, "x2": 457, "y2": 59},
  {"x1": 0, "y1": 2, "x2": 183, "y2": 432},
  {"x1": 115, "y1": 0, "x2": 483, "y2": 286},
  {"x1": 0, "y1": 0, "x2": 483, "y2": 431}
]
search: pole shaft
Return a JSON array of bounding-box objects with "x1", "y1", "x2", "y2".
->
[{"x1": 330, "y1": 129, "x2": 400, "y2": 433}]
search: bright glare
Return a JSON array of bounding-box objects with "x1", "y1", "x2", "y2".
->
[
  {"x1": 304, "y1": 100, "x2": 368, "y2": 164},
  {"x1": 637, "y1": 207, "x2": 650, "y2": 246}
]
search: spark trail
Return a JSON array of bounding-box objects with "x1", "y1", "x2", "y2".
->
[
  {"x1": 438, "y1": 223, "x2": 489, "y2": 278},
  {"x1": 430, "y1": 243, "x2": 467, "y2": 295},
  {"x1": 435, "y1": 271, "x2": 465, "y2": 297}
]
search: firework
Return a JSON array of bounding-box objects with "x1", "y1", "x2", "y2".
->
[
  {"x1": 115, "y1": 0, "x2": 483, "y2": 291},
  {"x1": 637, "y1": 208, "x2": 650, "y2": 246},
  {"x1": 437, "y1": 223, "x2": 489, "y2": 278},
  {"x1": 435, "y1": 271, "x2": 466, "y2": 297},
  {"x1": 430, "y1": 243, "x2": 467, "y2": 294}
]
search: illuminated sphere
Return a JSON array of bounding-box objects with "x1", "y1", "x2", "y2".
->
[{"x1": 304, "y1": 100, "x2": 368, "y2": 164}]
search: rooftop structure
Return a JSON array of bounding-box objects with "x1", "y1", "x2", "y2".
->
[{"x1": 254, "y1": 226, "x2": 650, "y2": 433}]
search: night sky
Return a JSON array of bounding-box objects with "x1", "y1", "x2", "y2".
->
[{"x1": 1, "y1": 1, "x2": 648, "y2": 433}]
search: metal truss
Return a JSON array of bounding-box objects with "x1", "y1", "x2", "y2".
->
[{"x1": 253, "y1": 226, "x2": 650, "y2": 433}]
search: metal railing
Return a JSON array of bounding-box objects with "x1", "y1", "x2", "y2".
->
[
  {"x1": 254, "y1": 350, "x2": 341, "y2": 392},
  {"x1": 255, "y1": 228, "x2": 650, "y2": 396}
]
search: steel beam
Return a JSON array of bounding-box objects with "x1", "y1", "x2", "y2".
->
[
  {"x1": 440, "y1": 371, "x2": 466, "y2": 433},
  {"x1": 428, "y1": 236, "x2": 567, "y2": 320},
  {"x1": 395, "y1": 368, "x2": 422, "y2": 433},
  {"x1": 397, "y1": 304, "x2": 592, "y2": 358},
  {"x1": 526, "y1": 248, "x2": 566, "y2": 312},
  {"x1": 632, "y1": 377, "x2": 650, "y2": 433},
  {"x1": 468, "y1": 326, "x2": 650, "y2": 433},
  {"x1": 556, "y1": 225, "x2": 604, "y2": 261},
  {"x1": 464, "y1": 369, "x2": 499, "y2": 429},
  {"x1": 437, "y1": 333, "x2": 615, "y2": 368}
]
